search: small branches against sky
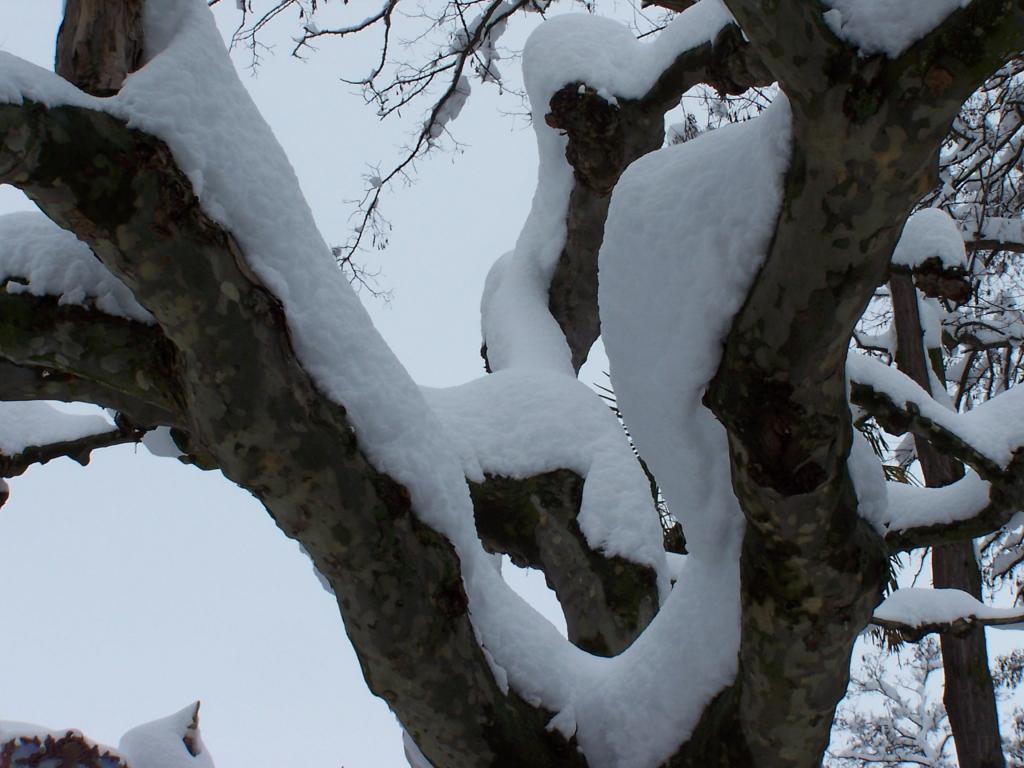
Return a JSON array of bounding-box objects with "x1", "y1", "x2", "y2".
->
[
  {"x1": 330, "y1": 0, "x2": 543, "y2": 263},
  {"x1": 223, "y1": 0, "x2": 550, "y2": 269}
]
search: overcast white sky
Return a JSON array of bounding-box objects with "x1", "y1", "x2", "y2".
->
[{"x1": 0, "y1": 2, "x2": 574, "y2": 766}]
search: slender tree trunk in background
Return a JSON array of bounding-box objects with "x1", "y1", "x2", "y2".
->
[
  {"x1": 890, "y1": 270, "x2": 1006, "y2": 768},
  {"x1": 55, "y1": 0, "x2": 145, "y2": 96}
]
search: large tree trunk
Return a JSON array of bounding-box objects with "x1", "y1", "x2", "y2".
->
[
  {"x1": 56, "y1": 0, "x2": 145, "y2": 96},
  {"x1": 890, "y1": 270, "x2": 1005, "y2": 768}
]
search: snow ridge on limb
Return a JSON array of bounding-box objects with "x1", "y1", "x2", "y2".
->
[
  {"x1": 589, "y1": 98, "x2": 792, "y2": 764},
  {"x1": 0, "y1": 402, "x2": 114, "y2": 457},
  {"x1": 964, "y1": 215, "x2": 1024, "y2": 254},
  {"x1": 425, "y1": 369, "x2": 669, "y2": 592},
  {"x1": 872, "y1": 587, "x2": 1024, "y2": 638},
  {"x1": 821, "y1": 0, "x2": 972, "y2": 58},
  {"x1": 426, "y1": 369, "x2": 669, "y2": 656},
  {"x1": 479, "y1": 1, "x2": 739, "y2": 375},
  {"x1": 892, "y1": 208, "x2": 968, "y2": 272},
  {"x1": 0, "y1": 402, "x2": 148, "y2": 491},
  {"x1": 848, "y1": 352, "x2": 1024, "y2": 547},
  {"x1": 601, "y1": 97, "x2": 792, "y2": 558},
  {"x1": 849, "y1": 351, "x2": 1024, "y2": 472},
  {"x1": 0, "y1": 212, "x2": 152, "y2": 323}
]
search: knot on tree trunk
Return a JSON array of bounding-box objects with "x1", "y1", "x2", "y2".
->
[
  {"x1": 902, "y1": 258, "x2": 973, "y2": 304},
  {"x1": 545, "y1": 83, "x2": 628, "y2": 195}
]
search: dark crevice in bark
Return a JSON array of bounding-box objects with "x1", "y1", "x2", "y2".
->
[{"x1": 664, "y1": 684, "x2": 754, "y2": 767}]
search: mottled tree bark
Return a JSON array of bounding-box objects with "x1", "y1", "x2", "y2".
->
[
  {"x1": 890, "y1": 271, "x2": 1005, "y2": 768},
  {"x1": 56, "y1": 0, "x2": 145, "y2": 96},
  {"x1": 698, "y1": 0, "x2": 1024, "y2": 764}
]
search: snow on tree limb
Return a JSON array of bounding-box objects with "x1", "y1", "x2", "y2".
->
[
  {"x1": 426, "y1": 369, "x2": 669, "y2": 586},
  {"x1": 0, "y1": 212, "x2": 153, "y2": 322},
  {"x1": 0, "y1": 290, "x2": 181, "y2": 428},
  {"x1": 426, "y1": 368, "x2": 668, "y2": 655},
  {"x1": 848, "y1": 352, "x2": 1024, "y2": 547},
  {"x1": 0, "y1": 402, "x2": 144, "y2": 479},
  {"x1": 820, "y1": 0, "x2": 974, "y2": 59},
  {"x1": 963, "y1": 215, "x2": 1024, "y2": 254},
  {"x1": 0, "y1": 5, "x2": 753, "y2": 764},
  {"x1": 871, "y1": 587, "x2": 1024, "y2": 639},
  {"x1": 849, "y1": 351, "x2": 1024, "y2": 474},
  {"x1": 482, "y1": 0, "x2": 767, "y2": 374},
  {"x1": 0, "y1": 23, "x2": 584, "y2": 765}
]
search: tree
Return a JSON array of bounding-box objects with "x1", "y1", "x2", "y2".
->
[{"x1": 1, "y1": 0, "x2": 1024, "y2": 766}]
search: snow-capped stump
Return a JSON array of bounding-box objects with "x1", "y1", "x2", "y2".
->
[
  {"x1": 891, "y1": 207, "x2": 972, "y2": 303},
  {"x1": 119, "y1": 702, "x2": 215, "y2": 768},
  {"x1": 544, "y1": 83, "x2": 629, "y2": 195},
  {"x1": 0, "y1": 704, "x2": 213, "y2": 768}
]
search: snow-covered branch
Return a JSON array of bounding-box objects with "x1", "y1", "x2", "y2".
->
[
  {"x1": 0, "y1": 22, "x2": 591, "y2": 764},
  {"x1": 964, "y1": 216, "x2": 1024, "y2": 254},
  {"x1": 871, "y1": 588, "x2": 1024, "y2": 640},
  {"x1": 849, "y1": 353, "x2": 1024, "y2": 547},
  {"x1": 849, "y1": 352, "x2": 1024, "y2": 478},
  {"x1": 0, "y1": 288, "x2": 181, "y2": 427},
  {"x1": 0, "y1": 402, "x2": 146, "y2": 481}
]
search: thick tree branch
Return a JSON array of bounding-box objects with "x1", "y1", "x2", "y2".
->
[
  {"x1": 546, "y1": 22, "x2": 771, "y2": 371},
  {"x1": 0, "y1": 359, "x2": 171, "y2": 430},
  {"x1": 696, "y1": 3, "x2": 1023, "y2": 762},
  {"x1": 0, "y1": 96, "x2": 579, "y2": 766},
  {"x1": 56, "y1": 0, "x2": 144, "y2": 97},
  {"x1": 470, "y1": 469, "x2": 659, "y2": 656},
  {"x1": 0, "y1": 290, "x2": 182, "y2": 427},
  {"x1": 719, "y1": 0, "x2": 842, "y2": 100}
]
